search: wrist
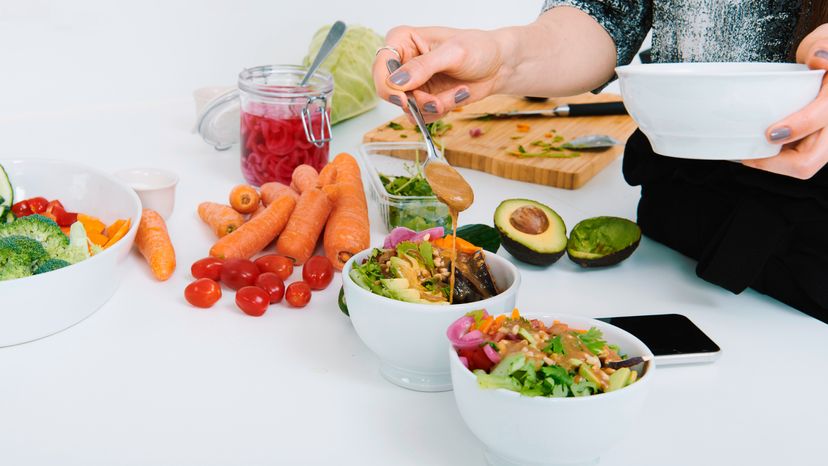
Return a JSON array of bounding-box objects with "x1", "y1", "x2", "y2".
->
[{"x1": 491, "y1": 26, "x2": 526, "y2": 95}]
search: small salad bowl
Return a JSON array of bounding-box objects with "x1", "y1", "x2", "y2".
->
[
  {"x1": 343, "y1": 248, "x2": 521, "y2": 392},
  {"x1": 449, "y1": 313, "x2": 655, "y2": 466}
]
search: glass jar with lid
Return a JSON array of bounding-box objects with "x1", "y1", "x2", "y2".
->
[{"x1": 197, "y1": 64, "x2": 333, "y2": 186}]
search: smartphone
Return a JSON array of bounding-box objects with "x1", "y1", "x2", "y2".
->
[{"x1": 596, "y1": 314, "x2": 721, "y2": 366}]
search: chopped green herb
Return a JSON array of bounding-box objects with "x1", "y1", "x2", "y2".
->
[{"x1": 387, "y1": 121, "x2": 404, "y2": 130}]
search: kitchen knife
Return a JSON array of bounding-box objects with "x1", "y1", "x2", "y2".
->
[{"x1": 467, "y1": 101, "x2": 627, "y2": 119}]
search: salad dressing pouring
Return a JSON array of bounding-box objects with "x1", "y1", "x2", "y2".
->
[
  {"x1": 385, "y1": 59, "x2": 475, "y2": 303},
  {"x1": 424, "y1": 163, "x2": 474, "y2": 303}
]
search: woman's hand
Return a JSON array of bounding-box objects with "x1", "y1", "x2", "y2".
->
[
  {"x1": 373, "y1": 26, "x2": 512, "y2": 122},
  {"x1": 372, "y1": 7, "x2": 617, "y2": 122},
  {"x1": 746, "y1": 25, "x2": 828, "y2": 179}
]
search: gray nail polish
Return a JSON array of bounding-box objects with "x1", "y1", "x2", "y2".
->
[
  {"x1": 455, "y1": 89, "x2": 470, "y2": 103},
  {"x1": 389, "y1": 95, "x2": 402, "y2": 106},
  {"x1": 386, "y1": 59, "x2": 402, "y2": 72},
  {"x1": 816, "y1": 50, "x2": 828, "y2": 60},
  {"x1": 424, "y1": 102, "x2": 438, "y2": 113},
  {"x1": 389, "y1": 70, "x2": 410, "y2": 86},
  {"x1": 769, "y1": 126, "x2": 791, "y2": 141}
]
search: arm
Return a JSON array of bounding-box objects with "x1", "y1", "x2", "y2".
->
[
  {"x1": 745, "y1": 24, "x2": 828, "y2": 179},
  {"x1": 372, "y1": 7, "x2": 617, "y2": 121}
]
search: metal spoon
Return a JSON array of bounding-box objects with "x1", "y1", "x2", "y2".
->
[
  {"x1": 385, "y1": 59, "x2": 474, "y2": 211},
  {"x1": 300, "y1": 21, "x2": 347, "y2": 86}
]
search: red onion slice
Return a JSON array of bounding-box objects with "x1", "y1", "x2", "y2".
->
[
  {"x1": 483, "y1": 344, "x2": 501, "y2": 364},
  {"x1": 383, "y1": 227, "x2": 417, "y2": 249}
]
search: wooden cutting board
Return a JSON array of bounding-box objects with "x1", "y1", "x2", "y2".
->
[{"x1": 362, "y1": 93, "x2": 637, "y2": 189}]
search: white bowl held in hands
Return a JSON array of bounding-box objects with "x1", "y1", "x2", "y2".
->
[
  {"x1": 0, "y1": 158, "x2": 142, "y2": 347},
  {"x1": 450, "y1": 313, "x2": 655, "y2": 466},
  {"x1": 342, "y1": 249, "x2": 520, "y2": 392},
  {"x1": 616, "y1": 62, "x2": 824, "y2": 160}
]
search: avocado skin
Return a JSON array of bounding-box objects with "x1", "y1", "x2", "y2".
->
[
  {"x1": 567, "y1": 237, "x2": 641, "y2": 268},
  {"x1": 497, "y1": 226, "x2": 566, "y2": 266}
]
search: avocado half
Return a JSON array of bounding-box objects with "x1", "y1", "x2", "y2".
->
[
  {"x1": 494, "y1": 199, "x2": 567, "y2": 266},
  {"x1": 566, "y1": 216, "x2": 641, "y2": 267}
]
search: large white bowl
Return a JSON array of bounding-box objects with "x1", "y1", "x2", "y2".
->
[
  {"x1": 0, "y1": 158, "x2": 142, "y2": 347},
  {"x1": 343, "y1": 248, "x2": 520, "y2": 392},
  {"x1": 616, "y1": 62, "x2": 824, "y2": 160},
  {"x1": 450, "y1": 313, "x2": 655, "y2": 466}
]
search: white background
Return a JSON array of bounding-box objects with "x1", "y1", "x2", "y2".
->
[{"x1": 0, "y1": 2, "x2": 822, "y2": 466}]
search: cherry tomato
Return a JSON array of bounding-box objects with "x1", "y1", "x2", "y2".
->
[
  {"x1": 184, "y1": 278, "x2": 222, "y2": 308},
  {"x1": 285, "y1": 281, "x2": 312, "y2": 308},
  {"x1": 11, "y1": 200, "x2": 32, "y2": 217},
  {"x1": 255, "y1": 272, "x2": 285, "y2": 304},
  {"x1": 27, "y1": 197, "x2": 49, "y2": 214},
  {"x1": 220, "y1": 258, "x2": 260, "y2": 290},
  {"x1": 235, "y1": 286, "x2": 270, "y2": 316},
  {"x1": 55, "y1": 211, "x2": 78, "y2": 227},
  {"x1": 191, "y1": 257, "x2": 224, "y2": 281},
  {"x1": 45, "y1": 199, "x2": 66, "y2": 215},
  {"x1": 302, "y1": 255, "x2": 334, "y2": 290},
  {"x1": 458, "y1": 346, "x2": 495, "y2": 372},
  {"x1": 254, "y1": 254, "x2": 294, "y2": 280}
]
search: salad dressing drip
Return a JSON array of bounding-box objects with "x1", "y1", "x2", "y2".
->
[{"x1": 424, "y1": 162, "x2": 474, "y2": 304}]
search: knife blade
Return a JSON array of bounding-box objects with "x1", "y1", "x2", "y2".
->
[{"x1": 467, "y1": 101, "x2": 627, "y2": 119}]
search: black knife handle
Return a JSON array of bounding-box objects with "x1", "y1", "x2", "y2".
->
[{"x1": 567, "y1": 102, "x2": 627, "y2": 117}]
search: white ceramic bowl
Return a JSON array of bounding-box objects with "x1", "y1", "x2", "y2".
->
[
  {"x1": 343, "y1": 249, "x2": 520, "y2": 392},
  {"x1": 616, "y1": 62, "x2": 824, "y2": 160},
  {"x1": 0, "y1": 158, "x2": 142, "y2": 347},
  {"x1": 450, "y1": 313, "x2": 655, "y2": 466},
  {"x1": 113, "y1": 167, "x2": 179, "y2": 219}
]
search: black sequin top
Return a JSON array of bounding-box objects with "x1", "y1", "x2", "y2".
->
[{"x1": 541, "y1": 0, "x2": 803, "y2": 65}]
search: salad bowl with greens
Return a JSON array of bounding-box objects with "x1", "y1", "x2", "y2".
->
[
  {"x1": 448, "y1": 311, "x2": 654, "y2": 466},
  {"x1": 342, "y1": 233, "x2": 520, "y2": 392}
]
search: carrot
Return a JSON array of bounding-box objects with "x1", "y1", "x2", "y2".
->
[
  {"x1": 260, "y1": 182, "x2": 299, "y2": 205},
  {"x1": 291, "y1": 164, "x2": 319, "y2": 193},
  {"x1": 478, "y1": 316, "x2": 494, "y2": 333},
  {"x1": 317, "y1": 163, "x2": 338, "y2": 186},
  {"x1": 135, "y1": 209, "x2": 175, "y2": 281},
  {"x1": 511, "y1": 308, "x2": 520, "y2": 320},
  {"x1": 431, "y1": 235, "x2": 481, "y2": 254},
  {"x1": 249, "y1": 204, "x2": 267, "y2": 220},
  {"x1": 229, "y1": 184, "x2": 260, "y2": 214},
  {"x1": 323, "y1": 153, "x2": 370, "y2": 270},
  {"x1": 198, "y1": 202, "x2": 245, "y2": 238},
  {"x1": 210, "y1": 195, "x2": 296, "y2": 259},
  {"x1": 276, "y1": 188, "x2": 332, "y2": 265},
  {"x1": 491, "y1": 314, "x2": 507, "y2": 332}
]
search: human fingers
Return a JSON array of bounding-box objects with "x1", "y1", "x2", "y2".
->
[
  {"x1": 744, "y1": 129, "x2": 828, "y2": 179},
  {"x1": 765, "y1": 39, "x2": 828, "y2": 144},
  {"x1": 385, "y1": 37, "x2": 466, "y2": 93}
]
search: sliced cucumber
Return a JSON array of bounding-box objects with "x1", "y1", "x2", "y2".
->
[
  {"x1": 0, "y1": 163, "x2": 13, "y2": 211},
  {"x1": 2, "y1": 209, "x2": 13, "y2": 224}
]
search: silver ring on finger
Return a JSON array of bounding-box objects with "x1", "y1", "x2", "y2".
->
[{"x1": 375, "y1": 45, "x2": 401, "y2": 61}]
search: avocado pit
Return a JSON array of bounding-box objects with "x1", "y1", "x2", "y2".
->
[{"x1": 509, "y1": 206, "x2": 550, "y2": 235}]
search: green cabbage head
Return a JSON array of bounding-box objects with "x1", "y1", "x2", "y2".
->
[{"x1": 303, "y1": 24, "x2": 384, "y2": 125}]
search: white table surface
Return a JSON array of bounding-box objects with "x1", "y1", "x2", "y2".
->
[{"x1": 0, "y1": 2, "x2": 825, "y2": 465}]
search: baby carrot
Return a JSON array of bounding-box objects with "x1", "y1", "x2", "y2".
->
[
  {"x1": 198, "y1": 202, "x2": 245, "y2": 238},
  {"x1": 291, "y1": 164, "x2": 319, "y2": 194},
  {"x1": 261, "y1": 181, "x2": 299, "y2": 205},
  {"x1": 228, "y1": 184, "x2": 260, "y2": 214},
  {"x1": 135, "y1": 209, "x2": 175, "y2": 281},
  {"x1": 317, "y1": 163, "x2": 338, "y2": 186},
  {"x1": 210, "y1": 194, "x2": 296, "y2": 260},
  {"x1": 276, "y1": 188, "x2": 332, "y2": 265},
  {"x1": 323, "y1": 153, "x2": 370, "y2": 270}
]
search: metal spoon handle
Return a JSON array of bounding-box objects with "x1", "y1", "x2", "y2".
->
[
  {"x1": 385, "y1": 59, "x2": 441, "y2": 162},
  {"x1": 300, "y1": 21, "x2": 347, "y2": 87}
]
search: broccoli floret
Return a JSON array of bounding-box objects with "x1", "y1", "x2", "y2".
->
[
  {"x1": 0, "y1": 214, "x2": 68, "y2": 256},
  {"x1": 33, "y1": 258, "x2": 71, "y2": 275},
  {"x1": 0, "y1": 235, "x2": 48, "y2": 281}
]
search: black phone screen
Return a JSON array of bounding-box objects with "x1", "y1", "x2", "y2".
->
[{"x1": 596, "y1": 314, "x2": 720, "y2": 356}]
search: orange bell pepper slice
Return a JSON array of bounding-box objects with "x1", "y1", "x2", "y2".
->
[
  {"x1": 431, "y1": 235, "x2": 482, "y2": 254},
  {"x1": 103, "y1": 218, "x2": 131, "y2": 249},
  {"x1": 77, "y1": 213, "x2": 106, "y2": 235},
  {"x1": 87, "y1": 230, "x2": 109, "y2": 247},
  {"x1": 106, "y1": 219, "x2": 126, "y2": 238}
]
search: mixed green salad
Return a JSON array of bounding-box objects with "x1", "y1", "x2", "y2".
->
[
  {"x1": 349, "y1": 227, "x2": 500, "y2": 305},
  {"x1": 379, "y1": 158, "x2": 452, "y2": 232},
  {"x1": 448, "y1": 309, "x2": 647, "y2": 397}
]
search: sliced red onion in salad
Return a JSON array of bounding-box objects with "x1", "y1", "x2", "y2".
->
[
  {"x1": 483, "y1": 343, "x2": 501, "y2": 364},
  {"x1": 383, "y1": 226, "x2": 445, "y2": 249},
  {"x1": 446, "y1": 313, "x2": 488, "y2": 349}
]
